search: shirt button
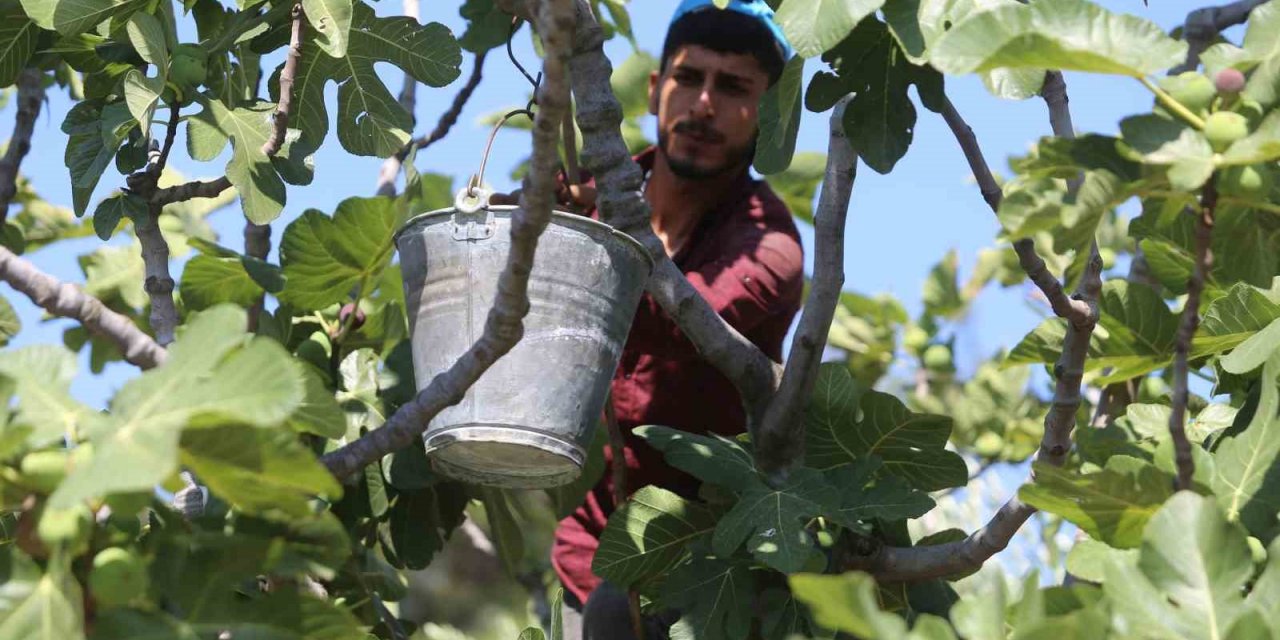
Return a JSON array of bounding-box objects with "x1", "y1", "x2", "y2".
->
[{"x1": 624, "y1": 373, "x2": 632, "y2": 380}]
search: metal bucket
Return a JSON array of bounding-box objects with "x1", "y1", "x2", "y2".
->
[{"x1": 395, "y1": 190, "x2": 653, "y2": 489}]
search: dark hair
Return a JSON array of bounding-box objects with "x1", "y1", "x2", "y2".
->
[{"x1": 660, "y1": 9, "x2": 786, "y2": 86}]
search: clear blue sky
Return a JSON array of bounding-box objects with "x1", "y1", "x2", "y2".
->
[{"x1": 5, "y1": 0, "x2": 1220, "y2": 409}]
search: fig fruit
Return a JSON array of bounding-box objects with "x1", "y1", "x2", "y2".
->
[
  {"x1": 923, "y1": 344, "x2": 953, "y2": 371},
  {"x1": 1163, "y1": 72, "x2": 1216, "y2": 115},
  {"x1": 1204, "y1": 111, "x2": 1249, "y2": 152},
  {"x1": 974, "y1": 432, "x2": 1004, "y2": 458},
  {"x1": 170, "y1": 44, "x2": 208, "y2": 87},
  {"x1": 1215, "y1": 68, "x2": 1246, "y2": 94},
  {"x1": 19, "y1": 450, "x2": 69, "y2": 493},
  {"x1": 90, "y1": 547, "x2": 149, "y2": 607},
  {"x1": 902, "y1": 325, "x2": 929, "y2": 353},
  {"x1": 1219, "y1": 164, "x2": 1273, "y2": 199}
]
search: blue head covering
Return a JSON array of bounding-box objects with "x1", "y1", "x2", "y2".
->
[{"x1": 669, "y1": 0, "x2": 794, "y2": 62}]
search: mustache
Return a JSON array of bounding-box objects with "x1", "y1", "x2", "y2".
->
[{"x1": 672, "y1": 120, "x2": 726, "y2": 143}]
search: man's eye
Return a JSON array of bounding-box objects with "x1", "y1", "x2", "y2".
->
[{"x1": 674, "y1": 73, "x2": 700, "y2": 86}]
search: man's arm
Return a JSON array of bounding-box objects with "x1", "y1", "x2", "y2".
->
[{"x1": 684, "y1": 229, "x2": 804, "y2": 336}]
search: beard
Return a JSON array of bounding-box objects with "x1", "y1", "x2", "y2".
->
[{"x1": 657, "y1": 119, "x2": 756, "y2": 180}]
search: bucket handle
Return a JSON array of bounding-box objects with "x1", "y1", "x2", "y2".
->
[{"x1": 452, "y1": 187, "x2": 496, "y2": 241}]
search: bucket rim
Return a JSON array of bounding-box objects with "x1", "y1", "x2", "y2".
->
[{"x1": 395, "y1": 204, "x2": 654, "y2": 270}]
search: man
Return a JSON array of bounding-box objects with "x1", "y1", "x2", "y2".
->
[{"x1": 551, "y1": 2, "x2": 803, "y2": 637}]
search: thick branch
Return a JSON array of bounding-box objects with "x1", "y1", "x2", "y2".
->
[
  {"x1": 151, "y1": 176, "x2": 234, "y2": 205},
  {"x1": 1169, "y1": 180, "x2": 1216, "y2": 490},
  {"x1": 564, "y1": 0, "x2": 784, "y2": 471},
  {"x1": 0, "y1": 246, "x2": 167, "y2": 369},
  {"x1": 1172, "y1": 0, "x2": 1269, "y2": 74},
  {"x1": 0, "y1": 70, "x2": 44, "y2": 226},
  {"x1": 321, "y1": 0, "x2": 574, "y2": 481},
  {"x1": 136, "y1": 204, "x2": 179, "y2": 345},
  {"x1": 245, "y1": 222, "x2": 271, "y2": 331},
  {"x1": 261, "y1": 3, "x2": 304, "y2": 157},
  {"x1": 756, "y1": 97, "x2": 857, "y2": 475},
  {"x1": 850, "y1": 73, "x2": 1103, "y2": 581}
]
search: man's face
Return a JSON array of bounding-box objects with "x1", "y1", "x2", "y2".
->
[{"x1": 649, "y1": 44, "x2": 770, "y2": 180}]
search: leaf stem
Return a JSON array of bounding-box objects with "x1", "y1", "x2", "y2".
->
[{"x1": 1139, "y1": 76, "x2": 1208, "y2": 130}]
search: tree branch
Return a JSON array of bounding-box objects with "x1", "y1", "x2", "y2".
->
[
  {"x1": 261, "y1": 2, "x2": 304, "y2": 157},
  {"x1": 320, "y1": 0, "x2": 575, "y2": 481},
  {"x1": 847, "y1": 73, "x2": 1103, "y2": 581},
  {"x1": 0, "y1": 246, "x2": 168, "y2": 369},
  {"x1": 0, "y1": 70, "x2": 45, "y2": 226},
  {"x1": 563, "y1": 0, "x2": 785, "y2": 472},
  {"x1": 245, "y1": 222, "x2": 271, "y2": 331},
  {"x1": 1169, "y1": 179, "x2": 1216, "y2": 490},
  {"x1": 151, "y1": 176, "x2": 234, "y2": 205},
  {"x1": 1171, "y1": 0, "x2": 1269, "y2": 74},
  {"x1": 756, "y1": 96, "x2": 857, "y2": 475}
]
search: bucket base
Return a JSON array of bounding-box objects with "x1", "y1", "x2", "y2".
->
[{"x1": 424, "y1": 425, "x2": 585, "y2": 489}]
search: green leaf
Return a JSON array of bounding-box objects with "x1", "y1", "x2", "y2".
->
[
  {"x1": 1197, "y1": 281, "x2": 1280, "y2": 357},
  {"x1": 287, "y1": 3, "x2": 461, "y2": 157},
  {"x1": 19, "y1": 0, "x2": 134, "y2": 36},
  {"x1": 0, "y1": 294, "x2": 18, "y2": 347},
  {"x1": 1065, "y1": 537, "x2": 1137, "y2": 584},
  {"x1": 1222, "y1": 317, "x2": 1280, "y2": 375},
  {"x1": 518, "y1": 628, "x2": 547, "y2": 640},
  {"x1": 930, "y1": 0, "x2": 1186, "y2": 77},
  {"x1": 125, "y1": 12, "x2": 168, "y2": 69},
  {"x1": 789, "y1": 571, "x2": 907, "y2": 638},
  {"x1": 459, "y1": 0, "x2": 511, "y2": 53},
  {"x1": 774, "y1": 0, "x2": 885, "y2": 59},
  {"x1": 0, "y1": 7, "x2": 38, "y2": 87},
  {"x1": 122, "y1": 70, "x2": 163, "y2": 137},
  {"x1": 285, "y1": 366, "x2": 347, "y2": 439},
  {"x1": 302, "y1": 0, "x2": 352, "y2": 58},
  {"x1": 804, "y1": 364, "x2": 966, "y2": 490},
  {"x1": 612, "y1": 50, "x2": 658, "y2": 119},
  {"x1": 50, "y1": 306, "x2": 306, "y2": 509},
  {"x1": 386, "y1": 483, "x2": 469, "y2": 570},
  {"x1": 712, "y1": 467, "x2": 837, "y2": 572},
  {"x1": 593, "y1": 486, "x2": 716, "y2": 588},
  {"x1": 1104, "y1": 492, "x2": 1254, "y2": 640},
  {"x1": 1221, "y1": 110, "x2": 1280, "y2": 166},
  {"x1": 1118, "y1": 115, "x2": 1214, "y2": 190},
  {"x1": 661, "y1": 556, "x2": 755, "y2": 640},
  {"x1": 765, "y1": 152, "x2": 826, "y2": 225},
  {"x1": 1017, "y1": 457, "x2": 1175, "y2": 548},
  {"x1": 633, "y1": 425, "x2": 759, "y2": 490},
  {"x1": 0, "y1": 346, "x2": 92, "y2": 447},
  {"x1": 180, "y1": 424, "x2": 341, "y2": 517},
  {"x1": 1248, "y1": 538, "x2": 1280, "y2": 631},
  {"x1": 279, "y1": 195, "x2": 398, "y2": 310},
  {"x1": 754, "y1": 55, "x2": 804, "y2": 175},
  {"x1": 180, "y1": 254, "x2": 266, "y2": 311},
  {"x1": 0, "y1": 552, "x2": 85, "y2": 640},
  {"x1": 187, "y1": 98, "x2": 288, "y2": 224},
  {"x1": 823, "y1": 459, "x2": 934, "y2": 527},
  {"x1": 90, "y1": 192, "x2": 146, "y2": 241},
  {"x1": 1213, "y1": 351, "x2": 1280, "y2": 537},
  {"x1": 480, "y1": 487, "x2": 525, "y2": 576},
  {"x1": 65, "y1": 102, "x2": 134, "y2": 216}
]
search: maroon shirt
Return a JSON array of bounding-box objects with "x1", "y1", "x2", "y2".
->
[{"x1": 552, "y1": 148, "x2": 805, "y2": 604}]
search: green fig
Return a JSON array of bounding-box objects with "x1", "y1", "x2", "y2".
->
[
  {"x1": 90, "y1": 547, "x2": 149, "y2": 607},
  {"x1": 923, "y1": 345, "x2": 953, "y2": 371},
  {"x1": 19, "y1": 450, "x2": 69, "y2": 493},
  {"x1": 170, "y1": 44, "x2": 208, "y2": 87},
  {"x1": 1161, "y1": 72, "x2": 1216, "y2": 115},
  {"x1": 1204, "y1": 111, "x2": 1249, "y2": 152},
  {"x1": 902, "y1": 325, "x2": 929, "y2": 354},
  {"x1": 974, "y1": 432, "x2": 1004, "y2": 458},
  {"x1": 1219, "y1": 164, "x2": 1273, "y2": 199}
]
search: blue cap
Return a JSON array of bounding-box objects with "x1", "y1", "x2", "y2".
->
[{"x1": 669, "y1": 0, "x2": 794, "y2": 62}]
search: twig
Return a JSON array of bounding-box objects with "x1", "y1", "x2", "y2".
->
[
  {"x1": 1169, "y1": 180, "x2": 1216, "y2": 490},
  {"x1": 847, "y1": 73, "x2": 1103, "y2": 581},
  {"x1": 414, "y1": 51, "x2": 488, "y2": 153},
  {"x1": 602, "y1": 394, "x2": 644, "y2": 639},
  {"x1": 261, "y1": 3, "x2": 304, "y2": 157},
  {"x1": 320, "y1": 0, "x2": 575, "y2": 481},
  {"x1": 0, "y1": 70, "x2": 44, "y2": 226},
  {"x1": 151, "y1": 176, "x2": 234, "y2": 205},
  {"x1": 756, "y1": 96, "x2": 857, "y2": 476},
  {"x1": 157, "y1": 103, "x2": 181, "y2": 172},
  {"x1": 563, "y1": 0, "x2": 785, "y2": 472},
  {"x1": 0, "y1": 246, "x2": 168, "y2": 369},
  {"x1": 1171, "y1": 0, "x2": 1269, "y2": 74},
  {"x1": 245, "y1": 222, "x2": 271, "y2": 331}
]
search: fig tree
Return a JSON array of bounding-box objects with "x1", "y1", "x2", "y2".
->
[
  {"x1": 1204, "y1": 111, "x2": 1249, "y2": 152},
  {"x1": 90, "y1": 547, "x2": 149, "y2": 607}
]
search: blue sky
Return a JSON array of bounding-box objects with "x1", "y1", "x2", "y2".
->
[{"x1": 5, "y1": 0, "x2": 1222, "y2": 410}]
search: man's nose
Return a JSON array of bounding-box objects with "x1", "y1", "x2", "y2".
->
[{"x1": 691, "y1": 81, "x2": 715, "y2": 118}]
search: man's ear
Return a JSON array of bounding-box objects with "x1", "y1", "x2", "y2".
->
[{"x1": 647, "y1": 70, "x2": 659, "y2": 116}]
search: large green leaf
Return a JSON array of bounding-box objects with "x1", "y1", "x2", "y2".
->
[
  {"x1": 278, "y1": 195, "x2": 398, "y2": 310},
  {"x1": 0, "y1": 294, "x2": 18, "y2": 347},
  {"x1": 302, "y1": 0, "x2": 351, "y2": 58},
  {"x1": 754, "y1": 55, "x2": 804, "y2": 175},
  {"x1": 930, "y1": 0, "x2": 1185, "y2": 78},
  {"x1": 285, "y1": 366, "x2": 347, "y2": 439},
  {"x1": 0, "y1": 553, "x2": 84, "y2": 640},
  {"x1": 1213, "y1": 351, "x2": 1280, "y2": 538},
  {"x1": 822, "y1": 459, "x2": 934, "y2": 528},
  {"x1": 180, "y1": 424, "x2": 340, "y2": 517},
  {"x1": 1018, "y1": 457, "x2": 1175, "y2": 549},
  {"x1": 1197, "y1": 281, "x2": 1280, "y2": 356},
  {"x1": 49, "y1": 306, "x2": 306, "y2": 509},
  {"x1": 1104, "y1": 492, "x2": 1254, "y2": 640},
  {"x1": 458, "y1": 0, "x2": 511, "y2": 53},
  {"x1": 179, "y1": 254, "x2": 266, "y2": 311},
  {"x1": 804, "y1": 363, "x2": 966, "y2": 490},
  {"x1": 660, "y1": 556, "x2": 755, "y2": 640},
  {"x1": 1118, "y1": 115, "x2": 1214, "y2": 191},
  {"x1": 775, "y1": 0, "x2": 884, "y2": 59},
  {"x1": 64, "y1": 102, "x2": 134, "y2": 216},
  {"x1": 0, "y1": 345, "x2": 93, "y2": 447},
  {"x1": 19, "y1": 0, "x2": 135, "y2": 36},
  {"x1": 765, "y1": 152, "x2": 826, "y2": 225},
  {"x1": 1221, "y1": 110, "x2": 1280, "y2": 166},
  {"x1": 789, "y1": 572, "x2": 908, "y2": 638},
  {"x1": 0, "y1": 5, "x2": 38, "y2": 87},
  {"x1": 712, "y1": 467, "x2": 838, "y2": 573},
  {"x1": 1221, "y1": 317, "x2": 1280, "y2": 375},
  {"x1": 186, "y1": 98, "x2": 291, "y2": 224},
  {"x1": 593, "y1": 486, "x2": 717, "y2": 588},
  {"x1": 385, "y1": 483, "x2": 469, "y2": 570},
  {"x1": 633, "y1": 425, "x2": 759, "y2": 490},
  {"x1": 285, "y1": 3, "x2": 461, "y2": 158}
]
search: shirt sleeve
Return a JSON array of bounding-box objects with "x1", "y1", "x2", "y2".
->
[{"x1": 683, "y1": 229, "x2": 804, "y2": 334}]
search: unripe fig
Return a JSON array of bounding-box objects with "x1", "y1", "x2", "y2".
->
[
  {"x1": 104, "y1": 492, "x2": 153, "y2": 518},
  {"x1": 1215, "y1": 68, "x2": 1247, "y2": 94},
  {"x1": 974, "y1": 432, "x2": 1004, "y2": 458},
  {"x1": 1249, "y1": 536, "x2": 1267, "y2": 565},
  {"x1": 37, "y1": 504, "x2": 93, "y2": 553},
  {"x1": 902, "y1": 325, "x2": 929, "y2": 353},
  {"x1": 1219, "y1": 165, "x2": 1274, "y2": 199},
  {"x1": 1204, "y1": 111, "x2": 1249, "y2": 152},
  {"x1": 1162, "y1": 72, "x2": 1216, "y2": 115},
  {"x1": 19, "y1": 450, "x2": 69, "y2": 493},
  {"x1": 923, "y1": 344, "x2": 953, "y2": 371},
  {"x1": 170, "y1": 44, "x2": 208, "y2": 87},
  {"x1": 90, "y1": 547, "x2": 149, "y2": 607},
  {"x1": 1099, "y1": 248, "x2": 1117, "y2": 271}
]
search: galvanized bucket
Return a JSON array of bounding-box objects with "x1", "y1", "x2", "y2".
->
[{"x1": 395, "y1": 189, "x2": 653, "y2": 489}]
